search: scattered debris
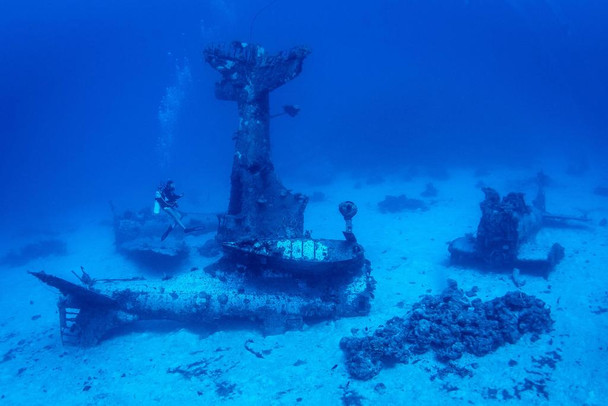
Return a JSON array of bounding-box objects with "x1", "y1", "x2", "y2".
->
[
  {"x1": 167, "y1": 358, "x2": 214, "y2": 380},
  {"x1": 1, "y1": 239, "x2": 67, "y2": 267},
  {"x1": 481, "y1": 349, "x2": 561, "y2": 400},
  {"x1": 430, "y1": 363, "x2": 473, "y2": 381},
  {"x1": 513, "y1": 378, "x2": 549, "y2": 400},
  {"x1": 373, "y1": 383, "x2": 386, "y2": 394},
  {"x1": 421, "y1": 183, "x2": 438, "y2": 197},
  {"x1": 215, "y1": 381, "x2": 238, "y2": 399},
  {"x1": 484, "y1": 387, "x2": 499, "y2": 399},
  {"x1": 167, "y1": 355, "x2": 238, "y2": 384},
  {"x1": 531, "y1": 351, "x2": 562, "y2": 369},
  {"x1": 378, "y1": 195, "x2": 428, "y2": 213},
  {"x1": 1, "y1": 349, "x2": 16, "y2": 363},
  {"x1": 244, "y1": 339, "x2": 265, "y2": 359},
  {"x1": 341, "y1": 387, "x2": 364, "y2": 406},
  {"x1": 441, "y1": 383, "x2": 459, "y2": 392}
]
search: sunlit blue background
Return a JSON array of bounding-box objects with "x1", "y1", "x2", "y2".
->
[{"x1": 1, "y1": 0, "x2": 606, "y2": 234}]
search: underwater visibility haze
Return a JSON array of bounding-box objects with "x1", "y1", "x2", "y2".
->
[{"x1": 1, "y1": 0, "x2": 607, "y2": 404}]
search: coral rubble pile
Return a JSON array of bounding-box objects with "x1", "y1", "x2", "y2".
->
[{"x1": 340, "y1": 280, "x2": 553, "y2": 380}]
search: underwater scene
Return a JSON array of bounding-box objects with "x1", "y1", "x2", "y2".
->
[{"x1": 1, "y1": 0, "x2": 607, "y2": 404}]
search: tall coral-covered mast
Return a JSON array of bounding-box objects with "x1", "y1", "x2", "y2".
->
[{"x1": 204, "y1": 42, "x2": 311, "y2": 242}]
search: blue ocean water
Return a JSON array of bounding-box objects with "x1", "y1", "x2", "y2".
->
[
  {"x1": 2, "y1": 0, "x2": 607, "y2": 234},
  {"x1": 1, "y1": 0, "x2": 607, "y2": 404}
]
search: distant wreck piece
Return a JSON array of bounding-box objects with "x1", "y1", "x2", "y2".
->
[
  {"x1": 420, "y1": 182, "x2": 438, "y2": 198},
  {"x1": 340, "y1": 280, "x2": 553, "y2": 380},
  {"x1": 0, "y1": 239, "x2": 67, "y2": 267},
  {"x1": 448, "y1": 185, "x2": 588, "y2": 276},
  {"x1": 378, "y1": 194, "x2": 428, "y2": 213},
  {"x1": 111, "y1": 205, "x2": 217, "y2": 268},
  {"x1": 204, "y1": 42, "x2": 311, "y2": 242}
]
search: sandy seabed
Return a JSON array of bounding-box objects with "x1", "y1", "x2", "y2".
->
[{"x1": 1, "y1": 165, "x2": 607, "y2": 405}]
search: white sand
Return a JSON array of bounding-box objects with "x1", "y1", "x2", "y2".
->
[{"x1": 1, "y1": 166, "x2": 607, "y2": 405}]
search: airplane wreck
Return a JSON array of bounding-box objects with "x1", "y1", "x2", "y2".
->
[
  {"x1": 31, "y1": 42, "x2": 375, "y2": 346},
  {"x1": 448, "y1": 180, "x2": 589, "y2": 276}
]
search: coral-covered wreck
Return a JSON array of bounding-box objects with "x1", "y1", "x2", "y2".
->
[
  {"x1": 448, "y1": 181, "x2": 588, "y2": 276},
  {"x1": 31, "y1": 42, "x2": 375, "y2": 345}
]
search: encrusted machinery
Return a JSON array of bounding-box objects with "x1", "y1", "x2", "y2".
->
[
  {"x1": 204, "y1": 42, "x2": 311, "y2": 242},
  {"x1": 31, "y1": 42, "x2": 375, "y2": 345},
  {"x1": 448, "y1": 185, "x2": 588, "y2": 276},
  {"x1": 31, "y1": 249, "x2": 374, "y2": 345}
]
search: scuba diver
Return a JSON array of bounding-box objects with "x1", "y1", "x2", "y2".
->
[
  {"x1": 154, "y1": 180, "x2": 192, "y2": 241},
  {"x1": 159, "y1": 180, "x2": 183, "y2": 208}
]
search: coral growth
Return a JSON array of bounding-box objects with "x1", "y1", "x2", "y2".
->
[{"x1": 340, "y1": 280, "x2": 553, "y2": 380}]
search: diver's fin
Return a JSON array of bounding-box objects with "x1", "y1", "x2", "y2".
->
[
  {"x1": 163, "y1": 207, "x2": 186, "y2": 229},
  {"x1": 161, "y1": 224, "x2": 175, "y2": 241}
]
